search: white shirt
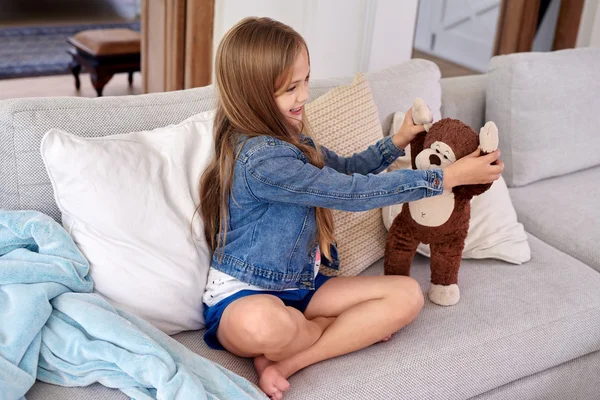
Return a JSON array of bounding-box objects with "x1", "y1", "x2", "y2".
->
[{"x1": 203, "y1": 248, "x2": 321, "y2": 307}]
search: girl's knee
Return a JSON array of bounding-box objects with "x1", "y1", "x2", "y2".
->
[
  {"x1": 386, "y1": 276, "x2": 424, "y2": 322},
  {"x1": 404, "y1": 277, "x2": 425, "y2": 310},
  {"x1": 234, "y1": 296, "x2": 299, "y2": 350}
]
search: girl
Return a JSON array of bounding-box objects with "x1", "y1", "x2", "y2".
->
[{"x1": 199, "y1": 17, "x2": 503, "y2": 400}]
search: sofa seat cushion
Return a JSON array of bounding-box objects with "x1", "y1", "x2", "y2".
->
[
  {"x1": 27, "y1": 234, "x2": 600, "y2": 399},
  {"x1": 508, "y1": 165, "x2": 600, "y2": 272}
]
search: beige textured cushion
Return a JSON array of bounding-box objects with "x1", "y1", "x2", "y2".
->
[{"x1": 305, "y1": 73, "x2": 386, "y2": 276}]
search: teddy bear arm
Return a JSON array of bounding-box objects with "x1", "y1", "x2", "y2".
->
[{"x1": 453, "y1": 182, "x2": 492, "y2": 200}]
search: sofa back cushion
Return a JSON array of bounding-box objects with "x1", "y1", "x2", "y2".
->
[
  {"x1": 0, "y1": 59, "x2": 441, "y2": 219},
  {"x1": 0, "y1": 88, "x2": 217, "y2": 221},
  {"x1": 486, "y1": 47, "x2": 600, "y2": 187}
]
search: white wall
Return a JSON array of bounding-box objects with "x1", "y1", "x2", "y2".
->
[
  {"x1": 212, "y1": 0, "x2": 418, "y2": 80},
  {"x1": 577, "y1": 0, "x2": 600, "y2": 47},
  {"x1": 368, "y1": 0, "x2": 418, "y2": 72}
]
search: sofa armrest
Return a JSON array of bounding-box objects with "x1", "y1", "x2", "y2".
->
[{"x1": 440, "y1": 74, "x2": 487, "y2": 130}]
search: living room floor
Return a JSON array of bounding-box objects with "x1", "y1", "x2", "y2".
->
[
  {"x1": 0, "y1": 73, "x2": 142, "y2": 100},
  {"x1": 0, "y1": 0, "x2": 140, "y2": 98},
  {"x1": 412, "y1": 50, "x2": 477, "y2": 78},
  {"x1": 0, "y1": 55, "x2": 473, "y2": 100}
]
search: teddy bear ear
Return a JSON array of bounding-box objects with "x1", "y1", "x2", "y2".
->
[
  {"x1": 412, "y1": 98, "x2": 434, "y2": 131},
  {"x1": 479, "y1": 121, "x2": 499, "y2": 153}
]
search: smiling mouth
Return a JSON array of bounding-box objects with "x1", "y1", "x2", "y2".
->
[{"x1": 290, "y1": 106, "x2": 302, "y2": 114}]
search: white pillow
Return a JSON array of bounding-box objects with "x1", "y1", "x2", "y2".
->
[
  {"x1": 41, "y1": 110, "x2": 215, "y2": 334},
  {"x1": 382, "y1": 112, "x2": 530, "y2": 264}
]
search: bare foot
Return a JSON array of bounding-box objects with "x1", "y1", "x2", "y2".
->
[
  {"x1": 254, "y1": 355, "x2": 273, "y2": 377},
  {"x1": 254, "y1": 356, "x2": 290, "y2": 400},
  {"x1": 380, "y1": 334, "x2": 392, "y2": 342}
]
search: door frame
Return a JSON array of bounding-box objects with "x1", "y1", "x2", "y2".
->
[
  {"x1": 494, "y1": 0, "x2": 585, "y2": 55},
  {"x1": 494, "y1": 0, "x2": 541, "y2": 55},
  {"x1": 552, "y1": 0, "x2": 585, "y2": 50},
  {"x1": 141, "y1": 0, "x2": 214, "y2": 93}
]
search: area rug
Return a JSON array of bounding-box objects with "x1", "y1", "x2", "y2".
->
[{"x1": 0, "y1": 21, "x2": 140, "y2": 79}]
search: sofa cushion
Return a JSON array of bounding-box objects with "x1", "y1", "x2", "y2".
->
[
  {"x1": 0, "y1": 87, "x2": 218, "y2": 222},
  {"x1": 508, "y1": 165, "x2": 600, "y2": 272},
  {"x1": 28, "y1": 234, "x2": 600, "y2": 399},
  {"x1": 470, "y1": 351, "x2": 600, "y2": 400},
  {"x1": 305, "y1": 73, "x2": 387, "y2": 276},
  {"x1": 486, "y1": 47, "x2": 600, "y2": 187},
  {"x1": 384, "y1": 176, "x2": 531, "y2": 264},
  {"x1": 440, "y1": 74, "x2": 487, "y2": 131},
  {"x1": 310, "y1": 58, "x2": 442, "y2": 136},
  {"x1": 40, "y1": 111, "x2": 215, "y2": 335}
]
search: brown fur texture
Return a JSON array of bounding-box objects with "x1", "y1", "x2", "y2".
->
[{"x1": 384, "y1": 118, "x2": 492, "y2": 287}]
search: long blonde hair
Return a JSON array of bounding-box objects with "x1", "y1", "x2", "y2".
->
[{"x1": 198, "y1": 17, "x2": 335, "y2": 259}]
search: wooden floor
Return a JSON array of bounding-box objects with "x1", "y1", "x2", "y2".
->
[
  {"x1": 412, "y1": 50, "x2": 477, "y2": 78},
  {"x1": 0, "y1": 73, "x2": 142, "y2": 100}
]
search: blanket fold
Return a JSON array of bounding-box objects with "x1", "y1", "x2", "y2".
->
[{"x1": 0, "y1": 210, "x2": 265, "y2": 400}]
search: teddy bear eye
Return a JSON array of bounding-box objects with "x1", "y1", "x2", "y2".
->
[
  {"x1": 435, "y1": 149, "x2": 441, "y2": 154},
  {"x1": 443, "y1": 155, "x2": 449, "y2": 160}
]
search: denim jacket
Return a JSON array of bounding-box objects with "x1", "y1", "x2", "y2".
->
[{"x1": 210, "y1": 134, "x2": 444, "y2": 290}]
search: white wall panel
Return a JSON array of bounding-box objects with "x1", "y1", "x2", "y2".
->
[{"x1": 212, "y1": 0, "x2": 418, "y2": 79}]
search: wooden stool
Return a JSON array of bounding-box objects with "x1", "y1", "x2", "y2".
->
[{"x1": 67, "y1": 29, "x2": 141, "y2": 97}]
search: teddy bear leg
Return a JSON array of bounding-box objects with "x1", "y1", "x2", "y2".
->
[
  {"x1": 384, "y1": 231, "x2": 420, "y2": 276},
  {"x1": 427, "y1": 241, "x2": 464, "y2": 306}
]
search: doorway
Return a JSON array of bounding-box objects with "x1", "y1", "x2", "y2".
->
[{"x1": 412, "y1": 0, "x2": 584, "y2": 78}]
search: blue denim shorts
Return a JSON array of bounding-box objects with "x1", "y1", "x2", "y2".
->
[{"x1": 203, "y1": 273, "x2": 331, "y2": 350}]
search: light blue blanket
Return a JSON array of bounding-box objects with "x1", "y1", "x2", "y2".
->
[{"x1": 0, "y1": 210, "x2": 266, "y2": 400}]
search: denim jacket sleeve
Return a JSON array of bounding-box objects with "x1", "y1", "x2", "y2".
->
[
  {"x1": 320, "y1": 136, "x2": 405, "y2": 175},
  {"x1": 243, "y1": 142, "x2": 444, "y2": 212}
]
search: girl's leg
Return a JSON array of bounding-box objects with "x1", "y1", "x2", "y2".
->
[
  {"x1": 216, "y1": 294, "x2": 334, "y2": 361},
  {"x1": 259, "y1": 275, "x2": 424, "y2": 398}
]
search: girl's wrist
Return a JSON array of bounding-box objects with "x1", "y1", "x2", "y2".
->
[
  {"x1": 392, "y1": 132, "x2": 410, "y2": 150},
  {"x1": 442, "y1": 166, "x2": 458, "y2": 190}
]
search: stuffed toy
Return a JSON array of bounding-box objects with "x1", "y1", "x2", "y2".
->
[{"x1": 384, "y1": 98, "x2": 499, "y2": 306}]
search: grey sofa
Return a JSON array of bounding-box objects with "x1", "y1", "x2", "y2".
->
[{"x1": 2, "y1": 47, "x2": 600, "y2": 399}]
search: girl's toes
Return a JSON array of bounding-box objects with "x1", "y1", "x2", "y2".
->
[
  {"x1": 269, "y1": 389, "x2": 283, "y2": 400},
  {"x1": 380, "y1": 334, "x2": 392, "y2": 342}
]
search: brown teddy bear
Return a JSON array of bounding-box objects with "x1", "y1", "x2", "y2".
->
[{"x1": 384, "y1": 99, "x2": 499, "y2": 306}]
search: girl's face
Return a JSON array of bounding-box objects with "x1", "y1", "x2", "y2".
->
[{"x1": 275, "y1": 48, "x2": 310, "y2": 127}]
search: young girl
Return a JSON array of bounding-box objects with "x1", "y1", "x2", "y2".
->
[{"x1": 199, "y1": 17, "x2": 503, "y2": 400}]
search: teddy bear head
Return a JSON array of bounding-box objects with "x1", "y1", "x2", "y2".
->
[{"x1": 414, "y1": 118, "x2": 479, "y2": 170}]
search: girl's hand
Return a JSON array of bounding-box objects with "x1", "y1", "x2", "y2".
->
[
  {"x1": 443, "y1": 148, "x2": 504, "y2": 190},
  {"x1": 392, "y1": 108, "x2": 426, "y2": 149}
]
